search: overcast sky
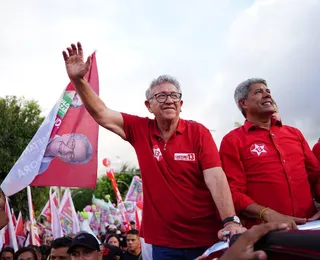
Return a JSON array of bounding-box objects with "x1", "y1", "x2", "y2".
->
[{"x1": 1, "y1": 0, "x2": 319, "y2": 174}]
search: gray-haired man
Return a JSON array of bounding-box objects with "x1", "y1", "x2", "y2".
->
[
  {"x1": 220, "y1": 78, "x2": 320, "y2": 230},
  {"x1": 61, "y1": 42, "x2": 245, "y2": 260}
]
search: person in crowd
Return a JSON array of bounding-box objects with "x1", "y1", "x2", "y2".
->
[
  {"x1": 118, "y1": 228, "x2": 127, "y2": 251},
  {"x1": 106, "y1": 235, "x2": 121, "y2": 248},
  {"x1": 67, "y1": 232, "x2": 102, "y2": 260},
  {"x1": 312, "y1": 138, "x2": 320, "y2": 162},
  {"x1": 220, "y1": 78, "x2": 320, "y2": 230},
  {"x1": 62, "y1": 42, "x2": 245, "y2": 260},
  {"x1": 14, "y1": 248, "x2": 38, "y2": 260},
  {"x1": 39, "y1": 246, "x2": 50, "y2": 260},
  {"x1": 0, "y1": 190, "x2": 8, "y2": 230},
  {"x1": 0, "y1": 247, "x2": 14, "y2": 260},
  {"x1": 129, "y1": 221, "x2": 135, "y2": 231},
  {"x1": 121, "y1": 230, "x2": 141, "y2": 260},
  {"x1": 50, "y1": 237, "x2": 73, "y2": 260},
  {"x1": 27, "y1": 246, "x2": 41, "y2": 260},
  {"x1": 101, "y1": 243, "x2": 122, "y2": 260}
]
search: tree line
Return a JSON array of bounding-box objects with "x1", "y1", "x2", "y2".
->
[{"x1": 0, "y1": 96, "x2": 139, "y2": 218}]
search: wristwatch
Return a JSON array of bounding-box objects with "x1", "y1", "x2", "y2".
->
[{"x1": 222, "y1": 216, "x2": 241, "y2": 226}]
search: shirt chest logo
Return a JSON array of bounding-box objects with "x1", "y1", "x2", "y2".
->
[
  {"x1": 250, "y1": 143, "x2": 267, "y2": 156},
  {"x1": 153, "y1": 145, "x2": 163, "y2": 161},
  {"x1": 174, "y1": 153, "x2": 196, "y2": 161}
]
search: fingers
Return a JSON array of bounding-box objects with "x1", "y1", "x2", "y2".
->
[
  {"x1": 85, "y1": 56, "x2": 92, "y2": 69},
  {"x1": 307, "y1": 211, "x2": 320, "y2": 221},
  {"x1": 293, "y1": 217, "x2": 307, "y2": 224},
  {"x1": 248, "y1": 250, "x2": 268, "y2": 260},
  {"x1": 71, "y1": 43, "x2": 78, "y2": 55},
  {"x1": 241, "y1": 223, "x2": 288, "y2": 245},
  {"x1": 77, "y1": 42, "x2": 83, "y2": 57},
  {"x1": 67, "y1": 47, "x2": 73, "y2": 57},
  {"x1": 62, "y1": 51, "x2": 68, "y2": 61}
]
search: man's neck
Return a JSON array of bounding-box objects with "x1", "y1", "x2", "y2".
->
[
  {"x1": 247, "y1": 115, "x2": 272, "y2": 130},
  {"x1": 156, "y1": 117, "x2": 179, "y2": 141},
  {"x1": 128, "y1": 249, "x2": 141, "y2": 256}
]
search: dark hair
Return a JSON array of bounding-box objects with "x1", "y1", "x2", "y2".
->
[
  {"x1": 1, "y1": 247, "x2": 14, "y2": 257},
  {"x1": 105, "y1": 234, "x2": 120, "y2": 245},
  {"x1": 129, "y1": 221, "x2": 135, "y2": 225},
  {"x1": 14, "y1": 248, "x2": 37, "y2": 260},
  {"x1": 27, "y1": 246, "x2": 40, "y2": 254},
  {"x1": 51, "y1": 237, "x2": 72, "y2": 249},
  {"x1": 127, "y1": 229, "x2": 139, "y2": 236}
]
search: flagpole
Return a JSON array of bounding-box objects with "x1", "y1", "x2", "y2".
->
[{"x1": 27, "y1": 186, "x2": 35, "y2": 245}]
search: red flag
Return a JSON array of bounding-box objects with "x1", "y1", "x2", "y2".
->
[
  {"x1": 5, "y1": 199, "x2": 18, "y2": 251},
  {"x1": 31, "y1": 53, "x2": 99, "y2": 188},
  {"x1": 40, "y1": 192, "x2": 59, "y2": 230},
  {"x1": 11, "y1": 209, "x2": 17, "y2": 228},
  {"x1": 15, "y1": 212, "x2": 26, "y2": 248}
]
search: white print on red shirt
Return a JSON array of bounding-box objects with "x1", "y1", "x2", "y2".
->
[
  {"x1": 153, "y1": 145, "x2": 163, "y2": 161},
  {"x1": 174, "y1": 153, "x2": 196, "y2": 161},
  {"x1": 250, "y1": 143, "x2": 267, "y2": 156}
]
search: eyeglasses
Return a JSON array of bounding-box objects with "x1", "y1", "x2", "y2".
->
[
  {"x1": 150, "y1": 92, "x2": 182, "y2": 103},
  {"x1": 59, "y1": 134, "x2": 76, "y2": 161}
]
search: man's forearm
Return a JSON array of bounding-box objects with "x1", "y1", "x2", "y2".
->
[
  {"x1": 72, "y1": 78, "x2": 108, "y2": 121},
  {"x1": 204, "y1": 168, "x2": 236, "y2": 220},
  {"x1": 244, "y1": 203, "x2": 268, "y2": 219}
]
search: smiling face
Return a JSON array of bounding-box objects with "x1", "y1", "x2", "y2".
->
[
  {"x1": 144, "y1": 82, "x2": 183, "y2": 122},
  {"x1": 45, "y1": 134, "x2": 88, "y2": 163},
  {"x1": 239, "y1": 83, "x2": 275, "y2": 118}
]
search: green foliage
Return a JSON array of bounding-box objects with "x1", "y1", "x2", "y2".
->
[
  {"x1": 71, "y1": 188, "x2": 94, "y2": 212},
  {"x1": 0, "y1": 96, "x2": 48, "y2": 217},
  {"x1": 234, "y1": 121, "x2": 242, "y2": 127}
]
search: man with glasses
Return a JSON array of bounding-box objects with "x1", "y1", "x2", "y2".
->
[
  {"x1": 68, "y1": 233, "x2": 102, "y2": 260},
  {"x1": 61, "y1": 42, "x2": 245, "y2": 260},
  {"x1": 39, "y1": 133, "x2": 93, "y2": 174}
]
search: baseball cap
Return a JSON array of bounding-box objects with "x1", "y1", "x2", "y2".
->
[{"x1": 67, "y1": 233, "x2": 100, "y2": 253}]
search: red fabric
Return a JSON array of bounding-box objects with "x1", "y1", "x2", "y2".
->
[
  {"x1": 31, "y1": 53, "x2": 99, "y2": 188},
  {"x1": 220, "y1": 120, "x2": 320, "y2": 228},
  {"x1": 312, "y1": 141, "x2": 320, "y2": 162},
  {"x1": 121, "y1": 113, "x2": 222, "y2": 248}
]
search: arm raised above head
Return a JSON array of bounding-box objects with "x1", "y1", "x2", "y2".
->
[{"x1": 62, "y1": 42, "x2": 125, "y2": 139}]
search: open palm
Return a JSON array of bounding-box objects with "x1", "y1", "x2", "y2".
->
[{"x1": 62, "y1": 42, "x2": 91, "y2": 81}]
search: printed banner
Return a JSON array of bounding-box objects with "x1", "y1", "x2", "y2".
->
[
  {"x1": 1, "y1": 53, "x2": 99, "y2": 195},
  {"x1": 59, "y1": 189, "x2": 79, "y2": 235},
  {"x1": 125, "y1": 176, "x2": 143, "y2": 202},
  {"x1": 32, "y1": 53, "x2": 99, "y2": 188}
]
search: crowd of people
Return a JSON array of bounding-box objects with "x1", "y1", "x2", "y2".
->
[{"x1": 0, "y1": 222, "x2": 141, "y2": 260}]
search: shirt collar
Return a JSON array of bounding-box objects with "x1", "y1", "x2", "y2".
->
[
  {"x1": 243, "y1": 118, "x2": 282, "y2": 133},
  {"x1": 151, "y1": 118, "x2": 186, "y2": 137}
]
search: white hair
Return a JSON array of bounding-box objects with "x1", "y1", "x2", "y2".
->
[
  {"x1": 145, "y1": 75, "x2": 182, "y2": 100},
  {"x1": 234, "y1": 78, "x2": 268, "y2": 117}
]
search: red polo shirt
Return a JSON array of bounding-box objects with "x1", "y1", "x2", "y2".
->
[
  {"x1": 312, "y1": 140, "x2": 320, "y2": 162},
  {"x1": 121, "y1": 113, "x2": 222, "y2": 248},
  {"x1": 220, "y1": 120, "x2": 320, "y2": 227}
]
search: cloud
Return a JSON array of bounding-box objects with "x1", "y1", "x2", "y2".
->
[
  {"x1": 201, "y1": 0, "x2": 320, "y2": 148},
  {"x1": 2, "y1": 0, "x2": 318, "y2": 171}
]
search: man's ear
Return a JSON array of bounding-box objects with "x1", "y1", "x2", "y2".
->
[
  {"x1": 144, "y1": 100, "x2": 153, "y2": 113},
  {"x1": 97, "y1": 250, "x2": 103, "y2": 260},
  {"x1": 238, "y1": 99, "x2": 246, "y2": 111}
]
